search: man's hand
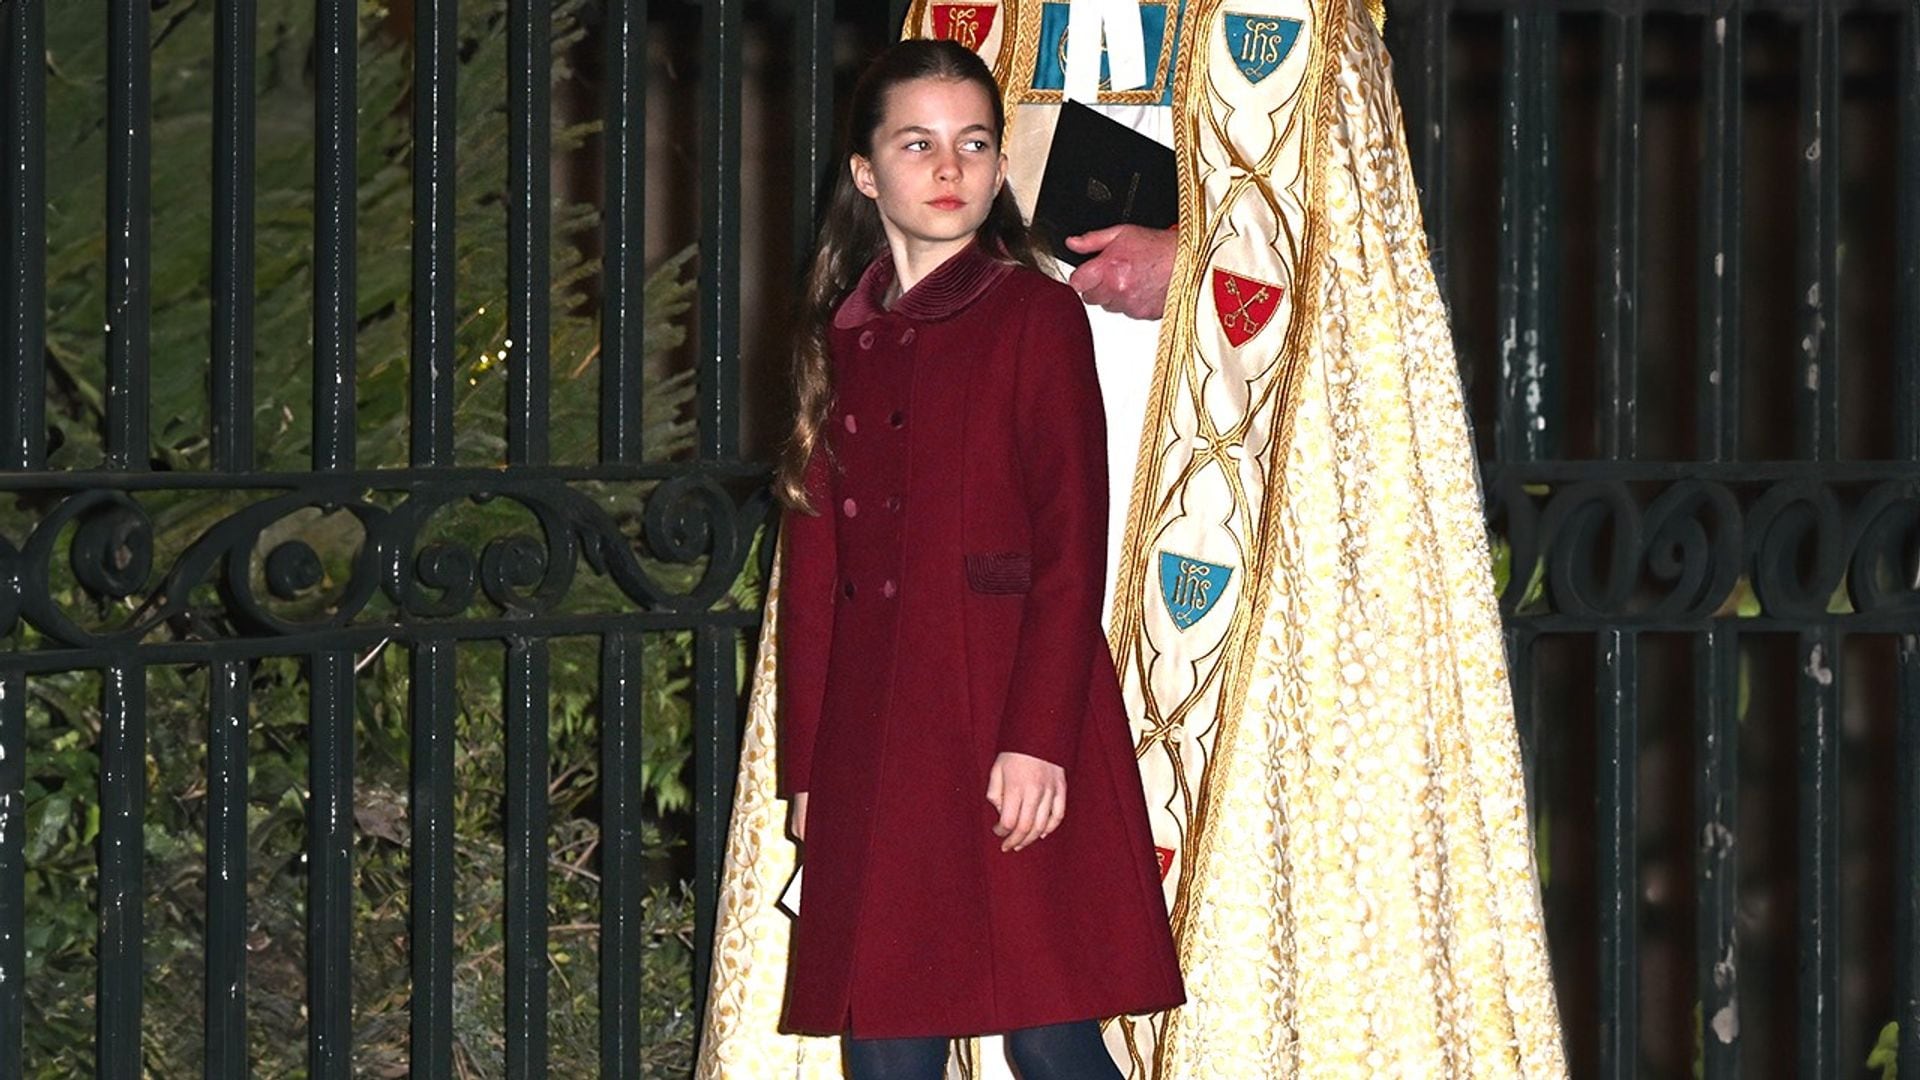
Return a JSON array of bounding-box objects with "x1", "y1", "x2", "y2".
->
[
  {"x1": 789, "y1": 791, "x2": 808, "y2": 843},
  {"x1": 1064, "y1": 224, "x2": 1177, "y2": 320},
  {"x1": 985, "y1": 751, "x2": 1067, "y2": 852}
]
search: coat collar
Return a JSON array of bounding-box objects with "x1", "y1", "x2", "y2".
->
[{"x1": 832, "y1": 239, "x2": 1014, "y2": 329}]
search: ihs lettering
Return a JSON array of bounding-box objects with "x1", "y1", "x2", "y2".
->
[
  {"x1": 1169, "y1": 560, "x2": 1215, "y2": 609},
  {"x1": 1237, "y1": 18, "x2": 1289, "y2": 67}
]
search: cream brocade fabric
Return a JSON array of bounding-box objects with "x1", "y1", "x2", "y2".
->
[{"x1": 696, "y1": 0, "x2": 1567, "y2": 1074}]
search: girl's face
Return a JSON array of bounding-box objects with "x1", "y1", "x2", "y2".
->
[{"x1": 849, "y1": 76, "x2": 1008, "y2": 263}]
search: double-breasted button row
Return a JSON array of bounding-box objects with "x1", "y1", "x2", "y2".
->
[
  {"x1": 836, "y1": 319, "x2": 909, "y2": 607},
  {"x1": 841, "y1": 577, "x2": 898, "y2": 600},
  {"x1": 856, "y1": 322, "x2": 921, "y2": 349},
  {"x1": 857, "y1": 327, "x2": 918, "y2": 349},
  {"x1": 841, "y1": 412, "x2": 905, "y2": 429}
]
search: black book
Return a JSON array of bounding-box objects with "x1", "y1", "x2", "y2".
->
[{"x1": 1031, "y1": 100, "x2": 1179, "y2": 267}]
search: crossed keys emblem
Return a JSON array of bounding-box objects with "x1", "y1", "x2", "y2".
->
[
  {"x1": 1210, "y1": 267, "x2": 1284, "y2": 348},
  {"x1": 1220, "y1": 278, "x2": 1270, "y2": 336}
]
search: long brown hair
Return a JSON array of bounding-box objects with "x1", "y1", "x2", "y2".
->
[{"x1": 775, "y1": 39, "x2": 1043, "y2": 512}]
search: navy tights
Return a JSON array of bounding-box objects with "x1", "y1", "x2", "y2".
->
[{"x1": 844, "y1": 1020, "x2": 1121, "y2": 1080}]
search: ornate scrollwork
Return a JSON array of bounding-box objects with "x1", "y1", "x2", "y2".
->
[
  {"x1": 1849, "y1": 481, "x2": 1920, "y2": 614},
  {"x1": 1486, "y1": 469, "x2": 1920, "y2": 622},
  {"x1": 0, "y1": 473, "x2": 775, "y2": 652},
  {"x1": 16, "y1": 491, "x2": 162, "y2": 647}
]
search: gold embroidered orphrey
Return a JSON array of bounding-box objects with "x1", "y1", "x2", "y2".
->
[{"x1": 696, "y1": 0, "x2": 1569, "y2": 1076}]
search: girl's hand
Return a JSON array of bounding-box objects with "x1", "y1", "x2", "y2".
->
[
  {"x1": 789, "y1": 791, "x2": 809, "y2": 843},
  {"x1": 985, "y1": 752, "x2": 1067, "y2": 852}
]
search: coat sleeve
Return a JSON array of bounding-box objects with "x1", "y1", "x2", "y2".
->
[
  {"x1": 778, "y1": 448, "x2": 837, "y2": 795},
  {"x1": 996, "y1": 283, "x2": 1109, "y2": 769}
]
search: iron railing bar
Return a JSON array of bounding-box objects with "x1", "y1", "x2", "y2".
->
[
  {"x1": 1496, "y1": 10, "x2": 1528, "y2": 461},
  {"x1": 1897, "y1": 2, "x2": 1919, "y2": 462},
  {"x1": 314, "y1": 0, "x2": 357, "y2": 472},
  {"x1": 0, "y1": 457, "x2": 1913, "y2": 493},
  {"x1": 1796, "y1": 0, "x2": 1839, "y2": 462},
  {"x1": 1694, "y1": 629, "x2": 1740, "y2": 1078},
  {"x1": 698, "y1": 0, "x2": 743, "y2": 461},
  {"x1": 1796, "y1": 626, "x2": 1840, "y2": 1078},
  {"x1": 601, "y1": 0, "x2": 645, "y2": 465},
  {"x1": 1497, "y1": 8, "x2": 1561, "y2": 462},
  {"x1": 212, "y1": 0, "x2": 256, "y2": 473},
  {"x1": 1597, "y1": 0, "x2": 1642, "y2": 458},
  {"x1": 15, "y1": 610, "x2": 1920, "y2": 676},
  {"x1": 506, "y1": 639, "x2": 552, "y2": 1077},
  {"x1": 0, "y1": 612, "x2": 770, "y2": 674},
  {"x1": 0, "y1": 0, "x2": 45, "y2": 471},
  {"x1": 1698, "y1": 0, "x2": 1743, "y2": 462},
  {"x1": 13, "y1": 609, "x2": 1920, "y2": 677},
  {"x1": 0, "y1": 461, "x2": 772, "y2": 492},
  {"x1": 98, "y1": 664, "x2": 145, "y2": 1079},
  {"x1": 1530, "y1": 8, "x2": 1560, "y2": 461},
  {"x1": 106, "y1": 0, "x2": 151, "y2": 472},
  {"x1": 1596, "y1": 629, "x2": 1638, "y2": 1080},
  {"x1": 1894, "y1": 631, "x2": 1920, "y2": 1080},
  {"x1": 599, "y1": 633, "x2": 643, "y2": 1077},
  {"x1": 1512, "y1": 614, "x2": 1920, "y2": 632},
  {"x1": 793, "y1": 0, "x2": 836, "y2": 287},
  {"x1": 0, "y1": 672, "x2": 24, "y2": 1075},
  {"x1": 410, "y1": 642, "x2": 456, "y2": 1080},
  {"x1": 412, "y1": 0, "x2": 458, "y2": 468},
  {"x1": 207, "y1": 660, "x2": 251, "y2": 1078},
  {"x1": 691, "y1": 626, "x2": 741, "y2": 1023},
  {"x1": 308, "y1": 651, "x2": 354, "y2": 1078},
  {"x1": 1485, "y1": 459, "x2": 1920, "y2": 480},
  {"x1": 1892, "y1": 27, "x2": 1919, "y2": 1076},
  {"x1": 508, "y1": 0, "x2": 552, "y2": 467}
]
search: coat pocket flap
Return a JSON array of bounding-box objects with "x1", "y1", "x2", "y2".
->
[{"x1": 964, "y1": 552, "x2": 1033, "y2": 594}]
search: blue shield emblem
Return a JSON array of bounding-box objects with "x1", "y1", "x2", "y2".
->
[
  {"x1": 1222, "y1": 13, "x2": 1302, "y2": 85},
  {"x1": 1158, "y1": 551, "x2": 1233, "y2": 631}
]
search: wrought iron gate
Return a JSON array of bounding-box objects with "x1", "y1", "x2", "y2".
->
[
  {"x1": 1, "y1": 0, "x2": 1916, "y2": 1077},
  {"x1": 1383, "y1": 1, "x2": 1919, "y2": 1077},
  {"x1": 0, "y1": 1, "x2": 771, "y2": 1075}
]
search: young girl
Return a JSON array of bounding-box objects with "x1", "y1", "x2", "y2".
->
[{"x1": 773, "y1": 39, "x2": 1185, "y2": 1080}]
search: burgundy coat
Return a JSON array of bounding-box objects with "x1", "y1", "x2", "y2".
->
[{"x1": 778, "y1": 241, "x2": 1185, "y2": 1038}]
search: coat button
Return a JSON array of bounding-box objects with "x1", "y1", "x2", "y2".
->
[
  {"x1": 842, "y1": 580, "x2": 856, "y2": 599},
  {"x1": 881, "y1": 579, "x2": 897, "y2": 599},
  {"x1": 858, "y1": 329, "x2": 876, "y2": 350},
  {"x1": 899, "y1": 328, "x2": 916, "y2": 345},
  {"x1": 841, "y1": 498, "x2": 858, "y2": 518},
  {"x1": 886, "y1": 495, "x2": 902, "y2": 512},
  {"x1": 843, "y1": 414, "x2": 858, "y2": 434},
  {"x1": 889, "y1": 410, "x2": 905, "y2": 428}
]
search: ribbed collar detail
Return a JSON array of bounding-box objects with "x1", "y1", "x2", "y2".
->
[{"x1": 832, "y1": 239, "x2": 1014, "y2": 329}]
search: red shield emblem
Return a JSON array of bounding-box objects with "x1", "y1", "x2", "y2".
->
[
  {"x1": 1153, "y1": 845, "x2": 1176, "y2": 882},
  {"x1": 1211, "y1": 268, "x2": 1284, "y2": 348},
  {"x1": 932, "y1": 3, "x2": 997, "y2": 51}
]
